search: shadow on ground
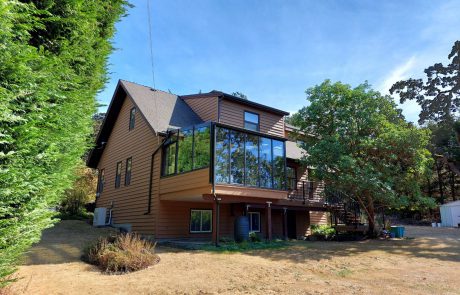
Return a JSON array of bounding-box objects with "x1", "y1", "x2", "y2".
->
[{"x1": 24, "y1": 220, "x2": 460, "y2": 266}]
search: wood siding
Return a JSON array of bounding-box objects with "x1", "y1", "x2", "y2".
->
[
  {"x1": 96, "y1": 95, "x2": 160, "y2": 234},
  {"x1": 183, "y1": 96, "x2": 219, "y2": 122},
  {"x1": 159, "y1": 168, "x2": 212, "y2": 201},
  {"x1": 219, "y1": 99, "x2": 285, "y2": 137}
]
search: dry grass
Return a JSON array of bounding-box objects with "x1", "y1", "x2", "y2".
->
[
  {"x1": 83, "y1": 233, "x2": 159, "y2": 273},
  {"x1": 11, "y1": 221, "x2": 460, "y2": 295}
]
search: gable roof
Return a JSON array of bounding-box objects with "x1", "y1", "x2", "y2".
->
[
  {"x1": 87, "y1": 80, "x2": 202, "y2": 168},
  {"x1": 181, "y1": 90, "x2": 290, "y2": 116}
]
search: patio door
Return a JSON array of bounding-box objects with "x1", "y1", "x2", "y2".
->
[{"x1": 287, "y1": 211, "x2": 297, "y2": 239}]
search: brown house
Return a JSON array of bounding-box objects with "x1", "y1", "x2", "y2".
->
[{"x1": 87, "y1": 80, "x2": 328, "y2": 243}]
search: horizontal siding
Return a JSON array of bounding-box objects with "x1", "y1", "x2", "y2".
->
[
  {"x1": 96, "y1": 94, "x2": 160, "y2": 235},
  {"x1": 159, "y1": 168, "x2": 211, "y2": 195},
  {"x1": 183, "y1": 96, "x2": 218, "y2": 122},
  {"x1": 310, "y1": 211, "x2": 329, "y2": 225},
  {"x1": 219, "y1": 99, "x2": 285, "y2": 137}
]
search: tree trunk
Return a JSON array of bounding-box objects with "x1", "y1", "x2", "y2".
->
[
  {"x1": 366, "y1": 195, "x2": 376, "y2": 237},
  {"x1": 436, "y1": 160, "x2": 445, "y2": 204}
]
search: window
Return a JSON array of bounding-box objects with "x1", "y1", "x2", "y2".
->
[
  {"x1": 115, "y1": 161, "x2": 122, "y2": 188},
  {"x1": 129, "y1": 107, "x2": 136, "y2": 130},
  {"x1": 272, "y1": 139, "x2": 286, "y2": 190},
  {"x1": 245, "y1": 134, "x2": 259, "y2": 186},
  {"x1": 215, "y1": 127, "x2": 230, "y2": 183},
  {"x1": 162, "y1": 124, "x2": 211, "y2": 176},
  {"x1": 177, "y1": 128, "x2": 193, "y2": 173},
  {"x1": 287, "y1": 166, "x2": 297, "y2": 190},
  {"x1": 248, "y1": 212, "x2": 260, "y2": 232},
  {"x1": 259, "y1": 137, "x2": 273, "y2": 188},
  {"x1": 125, "y1": 157, "x2": 132, "y2": 186},
  {"x1": 190, "y1": 209, "x2": 212, "y2": 233},
  {"x1": 96, "y1": 169, "x2": 105, "y2": 196},
  {"x1": 244, "y1": 111, "x2": 259, "y2": 131},
  {"x1": 193, "y1": 125, "x2": 211, "y2": 169},
  {"x1": 215, "y1": 127, "x2": 286, "y2": 190},
  {"x1": 230, "y1": 130, "x2": 245, "y2": 184}
]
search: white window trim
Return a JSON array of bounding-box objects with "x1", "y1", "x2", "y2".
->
[
  {"x1": 248, "y1": 212, "x2": 261, "y2": 233},
  {"x1": 190, "y1": 209, "x2": 213, "y2": 233}
]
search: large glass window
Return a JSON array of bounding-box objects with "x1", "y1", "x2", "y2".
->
[
  {"x1": 163, "y1": 135, "x2": 177, "y2": 176},
  {"x1": 273, "y1": 140, "x2": 286, "y2": 190},
  {"x1": 177, "y1": 128, "x2": 193, "y2": 173},
  {"x1": 230, "y1": 130, "x2": 245, "y2": 184},
  {"x1": 162, "y1": 124, "x2": 211, "y2": 177},
  {"x1": 214, "y1": 127, "x2": 286, "y2": 190},
  {"x1": 244, "y1": 111, "x2": 259, "y2": 131},
  {"x1": 245, "y1": 134, "x2": 259, "y2": 186},
  {"x1": 215, "y1": 127, "x2": 230, "y2": 183},
  {"x1": 259, "y1": 137, "x2": 273, "y2": 188},
  {"x1": 287, "y1": 166, "x2": 297, "y2": 190},
  {"x1": 190, "y1": 209, "x2": 212, "y2": 233},
  {"x1": 194, "y1": 125, "x2": 210, "y2": 169}
]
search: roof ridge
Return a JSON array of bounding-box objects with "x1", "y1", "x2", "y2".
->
[{"x1": 119, "y1": 79, "x2": 178, "y2": 96}]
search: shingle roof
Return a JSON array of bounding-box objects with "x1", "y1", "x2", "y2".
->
[
  {"x1": 121, "y1": 80, "x2": 203, "y2": 131},
  {"x1": 87, "y1": 80, "x2": 203, "y2": 168}
]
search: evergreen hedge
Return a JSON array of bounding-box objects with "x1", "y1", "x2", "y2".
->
[{"x1": 0, "y1": 0, "x2": 128, "y2": 286}]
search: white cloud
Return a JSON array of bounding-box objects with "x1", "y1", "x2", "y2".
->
[{"x1": 379, "y1": 56, "x2": 417, "y2": 95}]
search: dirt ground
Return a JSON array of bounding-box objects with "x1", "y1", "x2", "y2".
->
[{"x1": 11, "y1": 220, "x2": 460, "y2": 295}]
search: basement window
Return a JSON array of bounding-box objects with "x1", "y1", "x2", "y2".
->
[{"x1": 190, "y1": 209, "x2": 212, "y2": 233}]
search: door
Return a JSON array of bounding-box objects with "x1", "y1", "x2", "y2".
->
[{"x1": 287, "y1": 211, "x2": 297, "y2": 239}]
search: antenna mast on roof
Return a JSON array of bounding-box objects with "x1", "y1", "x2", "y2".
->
[{"x1": 147, "y1": 0, "x2": 156, "y2": 89}]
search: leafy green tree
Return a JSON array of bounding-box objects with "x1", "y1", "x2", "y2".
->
[
  {"x1": 0, "y1": 0, "x2": 128, "y2": 286},
  {"x1": 291, "y1": 81, "x2": 434, "y2": 234},
  {"x1": 390, "y1": 41, "x2": 460, "y2": 125}
]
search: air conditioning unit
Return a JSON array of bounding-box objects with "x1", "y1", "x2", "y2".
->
[{"x1": 93, "y1": 207, "x2": 107, "y2": 227}]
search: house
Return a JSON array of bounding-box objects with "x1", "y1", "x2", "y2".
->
[{"x1": 87, "y1": 80, "x2": 329, "y2": 242}]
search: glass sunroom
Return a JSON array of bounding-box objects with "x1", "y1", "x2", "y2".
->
[{"x1": 161, "y1": 122, "x2": 287, "y2": 191}]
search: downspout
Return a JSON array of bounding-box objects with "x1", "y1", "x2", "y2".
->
[{"x1": 145, "y1": 133, "x2": 168, "y2": 215}]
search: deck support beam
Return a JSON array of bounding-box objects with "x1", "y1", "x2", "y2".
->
[
  {"x1": 283, "y1": 207, "x2": 288, "y2": 240},
  {"x1": 213, "y1": 197, "x2": 221, "y2": 247},
  {"x1": 266, "y1": 202, "x2": 272, "y2": 241}
]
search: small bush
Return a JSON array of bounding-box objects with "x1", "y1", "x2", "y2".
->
[
  {"x1": 82, "y1": 233, "x2": 159, "y2": 273},
  {"x1": 249, "y1": 232, "x2": 261, "y2": 242},
  {"x1": 311, "y1": 224, "x2": 336, "y2": 240}
]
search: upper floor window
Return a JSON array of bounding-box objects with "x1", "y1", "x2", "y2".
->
[
  {"x1": 96, "y1": 169, "x2": 105, "y2": 196},
  {"x1": 244, "y1": 111, "x2": 259, "y2": 131},
  {"x1": 129, "y1": 107, "x2": 136, "y2": 130},
  {"x1": 125, "y1": 157, "x2": 132, "y2": 186},
  {"x1": 162, "y1": 123, "x2": 211, "y2": 176},
  {"x1": 286, "y1": 166, "x2": 297, "y2": 190},
  {"x1": 215, "y1": 127, "x2": 286, "y2": 190},
  {"x1": 115, "y1": 161, "x2": 122, "y2": 188}
]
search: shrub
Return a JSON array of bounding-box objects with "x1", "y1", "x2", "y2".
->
[
  {"x1": 83, "y1": 233, "x2": 159, "y2": 273},
  {"x1": 249, "y1": 232, "x2": 261, "y2": 242},
  {"x1": 311, "y1": 224, "x2": 336, "y2": 240}
]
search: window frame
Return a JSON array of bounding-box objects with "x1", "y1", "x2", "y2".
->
[
  {"x1": 189, "y1": 209, "x2": 213, "y2": 233},
  {"x1": 286, "y1": 165, "x2": 297, "y2": 190},
  {"x1": 244, "y1": 111, "x2": 260, "y2": 131},
  {"x1": 248, "y1": 212, "x2": 261, "y2": 233},
  {"x1": 129, "y1": 107, "x2": 136, "y2": 130},
  {"x1": 124, "y1": 157, "x2": 132, "y2": 186},
  {"x1": 115, "y1": 161, "x2": 122, "y2": 188}
]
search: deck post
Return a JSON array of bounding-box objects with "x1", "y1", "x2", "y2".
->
[
  {"x1": 283, "y1": 207, "x2": 288, "y2": 240},
  {"x1": 213, "y1": 197, "x2": 221, "y2": 247},
  {"x1": 266, "y1": 202, "x2": 272, "y2": 241}
]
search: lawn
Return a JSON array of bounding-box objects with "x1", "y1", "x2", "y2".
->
[{"x1": 11, "y1": 220, "x2": 460, "y2": 295}]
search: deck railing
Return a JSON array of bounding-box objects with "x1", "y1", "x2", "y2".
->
[{"x1": 287, "y1": 181, "x2": 325, "y2": 205}]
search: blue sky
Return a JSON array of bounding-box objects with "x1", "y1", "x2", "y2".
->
[{"x1": 98, "y1": 0, "x2": 460, "y2": 123}]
